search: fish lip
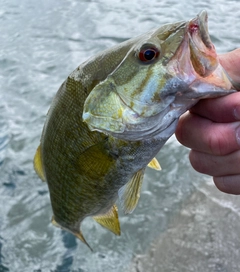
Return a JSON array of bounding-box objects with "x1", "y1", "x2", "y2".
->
[
  {"x1": 187, "y1": 10, "x2": 218, "y2": 77},
  {"x1": 190, "y1": 10, "x2": 212, "y2": 49}
]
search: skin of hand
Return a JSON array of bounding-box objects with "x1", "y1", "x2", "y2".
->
[{"x1": 175, "y1": 49, "x2": 240, "y2": 194}]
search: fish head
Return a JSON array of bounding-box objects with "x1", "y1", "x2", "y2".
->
[{"x1": 83, "y1": 11, "x2": 236, "y2": 140}]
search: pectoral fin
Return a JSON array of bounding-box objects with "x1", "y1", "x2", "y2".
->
[
  {"x1": 51, "y1": 216, "x2": 93, "y2": 251},
  {"x1": 118, "y1": 168, "x2": 145, "y2": 214},
  {"x1": 147, "y1": 157, "x2": 161, "y2": 171},
  {"x1": 34, "y1": 145, "x2": 46, "y2": 181},
  {"x1": 93, "y1": 204, "x2": 120, "y2": 236}
]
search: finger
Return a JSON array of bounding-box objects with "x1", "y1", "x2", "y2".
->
[
  {"x1": 219, "y1": 49, "x2": 240, "y2": 84},
  {"x1": 175, "y1": 113, "x2": 240, "y2": 155},
  {"x1": 190, "y1": 92, "x2": 240, "y2": 123},
  {"x1": 213, "y1": 175, "x2": 240, "y2": 195},
  {"x1": 189, "y1": 149, "x2": 240, "y2": 177}
]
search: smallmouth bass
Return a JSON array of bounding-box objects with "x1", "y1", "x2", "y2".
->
[{"x1": 34, "y1": 11, "x2": 238, "y2": 250}]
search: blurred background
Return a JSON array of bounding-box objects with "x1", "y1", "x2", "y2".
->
[{"x1": 1, "y1": 0, "x2": 240, "y2": 271}]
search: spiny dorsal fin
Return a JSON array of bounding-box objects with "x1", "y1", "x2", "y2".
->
[
  {"x1": 118, "y1": 168, "x2": 145, "y2": 214},
  {"x1": 93, "y1": 204, "x2": 120, "y2": 236},
  {"x1": 147, "y1": 157, "x2": 161, "y2": 171},
  {"x1": 33, "y1": 145, "x2": 46, "y2": 182},
  {"x1": 51, "y1": 216, "x2": 93, "y2": 251}
]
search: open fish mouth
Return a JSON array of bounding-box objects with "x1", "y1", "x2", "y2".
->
[{"x1": 188, "y1": 10, "x2": 218, "y2": 77}]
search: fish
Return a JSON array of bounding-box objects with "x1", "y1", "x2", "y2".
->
[{"x1": 34, "y1": 10, "x2": 238, "y2": 250}]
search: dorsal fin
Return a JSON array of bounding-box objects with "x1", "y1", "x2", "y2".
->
[
  {"x1": 118, "y1": 168, "x2": 145, "y2": 214},
  {"x1": 33, "y1": 145, "x2": 46, "y2": 182},
  {"x1": 51, "y1": 216, "x2": 93, "y2": 251},
  {"x1": 147, "y1": 157, "x2": 161, "y2": 171},
  {"x1": 93, "y1": 204, "x2": 120, "y2": 236}
]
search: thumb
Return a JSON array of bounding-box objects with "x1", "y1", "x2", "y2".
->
[{"x1": 219, "y1": 49, "x2": 240, "y2": 84}]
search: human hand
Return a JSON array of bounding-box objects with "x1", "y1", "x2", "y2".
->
[{"x1": 175, "y1": 49, "x2": 240, "y2": 194}]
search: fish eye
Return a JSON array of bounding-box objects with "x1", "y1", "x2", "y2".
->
[{"x1": 138, "y1": 47, "x2": 160, "y2": 63}]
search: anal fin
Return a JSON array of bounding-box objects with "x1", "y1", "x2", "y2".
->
[
  {"x1": 34, "y1": 145, "x2": 46, "y2": 182},
  {"x1": 93, "y1": 204, "x2": 120, "y2": 236},
  {"x1": 118, "y1": 168, "x2": 145, "y2": 214},
  {"x1": 147, "y1": 157, "x2": 161, "y2": 171}
]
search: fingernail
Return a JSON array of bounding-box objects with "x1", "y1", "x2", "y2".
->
[
  {"x1": 233, "y1": 106, "x2": 240, "y2": 120},
  {"x1": 236, "y1": 126, "x2": 240, "y2": 146}
]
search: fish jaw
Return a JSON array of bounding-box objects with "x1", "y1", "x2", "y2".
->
[
  {"x1": 167, "y1": 10, "x2": 234, "y2": 97},
  {"x1": 152, "y1": 11, "x2": 237, "y2": 142}
]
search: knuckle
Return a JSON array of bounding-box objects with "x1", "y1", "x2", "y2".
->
[
  {"x1": 189, "y1": 150, "x2": 209, "y2": 174},
  {"x1": 206, "y1": 129, "x2": 229, "y2": 156}
]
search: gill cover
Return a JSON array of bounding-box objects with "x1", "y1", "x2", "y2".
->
[{"x1": 82, "y1": 24, "x2": 186, "y2": 137}]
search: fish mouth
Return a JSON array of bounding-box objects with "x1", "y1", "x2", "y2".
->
[{"x1": 187, "y1": 10, "x2": 218, "y2": 77}]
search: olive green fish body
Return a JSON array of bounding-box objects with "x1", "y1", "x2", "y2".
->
[{"x1": 40, "y1": 75, "x2": 167, "y2": 230}]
